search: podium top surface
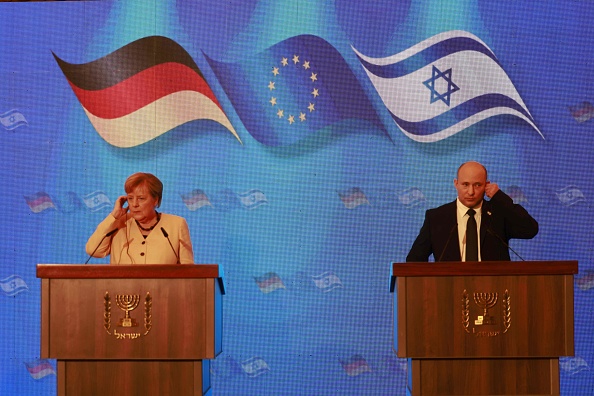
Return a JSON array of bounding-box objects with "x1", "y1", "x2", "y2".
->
[
  {"x1": 390, "y1": 260, "x2": 578, "y2": 292},
  {"x1": 37, "y1": 264, "x2": 221, "y2": 279}
]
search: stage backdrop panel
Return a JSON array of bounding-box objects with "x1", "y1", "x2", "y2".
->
[{"x1": 1, "y1": 0, "x2": 593, "y2": 394}]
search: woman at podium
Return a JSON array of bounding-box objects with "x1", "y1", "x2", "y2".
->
[{"x1": 86, "y1": 172, "x2": 194, "y2": 264}]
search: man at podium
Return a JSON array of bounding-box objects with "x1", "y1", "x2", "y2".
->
[
  {"x1": 86, "y1": 172, "x2": 194, "y2": 264},
  {"x1": 406, "y1": 161, "x2": 538, "y2": 262}
]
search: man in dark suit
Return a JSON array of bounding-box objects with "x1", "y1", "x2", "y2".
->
[{"x1": 406, "y1": 161, "x2": 538, "y2": 262}]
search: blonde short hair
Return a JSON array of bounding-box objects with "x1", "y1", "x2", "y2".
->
[{"x1": 124, "y1": 173, "x2": 163, "y2": 207}]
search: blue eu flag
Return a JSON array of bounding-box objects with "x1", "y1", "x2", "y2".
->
[{"x1": 205, "y1": 35, "x2": 382, "y2": 146}]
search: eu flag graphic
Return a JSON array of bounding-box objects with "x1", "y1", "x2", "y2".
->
[{"x1": 205, "y1": 35, "x2": 382, "y2": 146}]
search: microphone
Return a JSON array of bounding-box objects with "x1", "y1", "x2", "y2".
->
[
  {"x1": 85, "y1": 228, "x2": 118, "y2": 264},
  {"x1": 437, "y1": 223, "x2": 458, "y2": 262},
  {"x1": 161, "y1": 227, "x2": 180, "y2": 264},
  {"x1": 486, "y1": 228, "x2": 525, "y2": 261}
]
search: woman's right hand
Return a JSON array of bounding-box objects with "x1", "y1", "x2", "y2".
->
[{"x1": 111, "y1": 195, "x2": 128, "y2": 219}]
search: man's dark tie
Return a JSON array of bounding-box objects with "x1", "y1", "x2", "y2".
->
[{"x1": 466, "y1": 208, "x2": 478, "y2": 261}]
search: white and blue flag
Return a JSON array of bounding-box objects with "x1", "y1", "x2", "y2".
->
[
  {"x1": 0, "y1": 110, "x2": 28, "y2": 131},
  {"x1": 83, "y1": 191, "x2": 112, "y2": 212},
  {"x1": 0, "y1": 275, "x2": 29, "y2": 297},
  {"x1": 238, "y1": 189, "x2": 268, "y2": 210},
  {"x1": 353, "y1": 30, "x2": 544, "y2": 143}
]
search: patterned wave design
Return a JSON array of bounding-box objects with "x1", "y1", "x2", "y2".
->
[
  {"x1": 53, "y1": 36, "x2": 240, "y2": 147},
  {"x1": 354, "y1": 30, "x2": 544, "y2": 143},
  {"x1": 358, "y1": 35, "x2": 500, "y2": 79},
  {"x1": 391, "y1": 93, "x2": 534, "y2": 137}
]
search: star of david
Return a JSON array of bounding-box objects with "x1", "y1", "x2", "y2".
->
[{"x1": 423, "y1": 65, "x2": 460, "y2": 106}]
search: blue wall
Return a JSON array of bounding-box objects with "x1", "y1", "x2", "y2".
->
[{"x1": 1, "y1": 0, "x2": 593, "y2": 394}]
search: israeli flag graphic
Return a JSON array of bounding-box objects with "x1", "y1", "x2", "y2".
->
[
  {"x1": 0, "y1": 275, "x2": 29, "y2": 297},
  {"x1": 237, "y1": 189, "x2": 268, "y2": 210},
  {"x1": 241, "y1": 357, "x2": 270, "y2": 377},
  {"x1": 83, "y1": 191, "x2": 111, "y2": 212},
  {"x1": 0, "y1": 109, "x2": 28, "y2": 131},
  {"x1": 353, "y1": 31, "x2": 544, "y2": 143}
]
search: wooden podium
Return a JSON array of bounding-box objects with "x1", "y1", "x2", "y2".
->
[
  {"x1": 37, "y1": 264, "x2": 224, "y2": 396},
  {"x1": 390, "y1": 261, "x2": 577, "y2": 396}
]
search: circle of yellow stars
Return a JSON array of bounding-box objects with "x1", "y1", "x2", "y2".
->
[{"x1": 268, "y1": 54, "x2": 319, "y2": 125}]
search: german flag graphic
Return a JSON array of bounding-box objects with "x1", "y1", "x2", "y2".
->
[{"x1": 53, "y1": 36, "x2": 240, "y2": 147}]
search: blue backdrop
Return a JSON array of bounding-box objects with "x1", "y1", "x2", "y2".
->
[{"x1": 1, "y1": 0, "x2": 594, "y2": 394}]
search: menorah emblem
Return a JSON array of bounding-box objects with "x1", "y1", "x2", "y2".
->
[
  {"x1": 473, "y1": 292, "x2": 498, "y2": 325},
  {"x1": 116, "y1": 294, "x2": 140, "y2": 327}
]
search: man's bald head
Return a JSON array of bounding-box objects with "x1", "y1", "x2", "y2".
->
[
  {"x1": 454, "y1": 162, "x2": 488, "y2": 208},
  {"x1": 457, "y1": 161, "x2": 488, "y2": 180}
]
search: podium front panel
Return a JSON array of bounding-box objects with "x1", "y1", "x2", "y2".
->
[
  {"x1": 41, "y1": 276, "x2": 222, "y2": 360},
  {"x1": 394, "y1": 271, "x2": 574, "y2": 359}
]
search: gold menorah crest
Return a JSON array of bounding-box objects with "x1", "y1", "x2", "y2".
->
[
  {"x1": 116, "y1": 294, "x2": 140, "y2": 327},
  {"x1": 462, "y1": 289, "x2": 511, "y2": 335},
  {"x1": 473, "y1": 292, "x2": 498, "y2": 325}
]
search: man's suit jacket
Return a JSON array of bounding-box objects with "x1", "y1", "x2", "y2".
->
[{"x1": 406, "y1": 190, "x2": 538, "y2": 262}]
